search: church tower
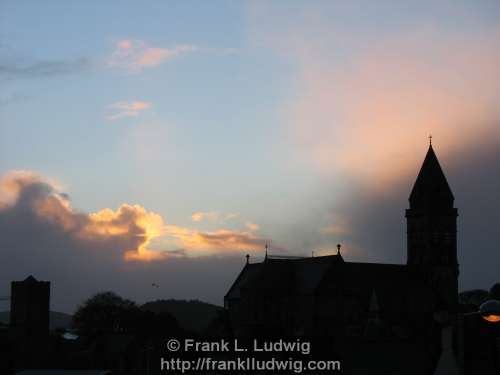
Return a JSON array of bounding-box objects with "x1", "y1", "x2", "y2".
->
[{"x1": 406, "y1": 141, "x2": 458, "y2": 311}]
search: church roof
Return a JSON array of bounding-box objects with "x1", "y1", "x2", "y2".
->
[
  {"x1": 224, "y1": 256, "x2": 435, "y2": 322},
  {"x1": 293, "y1": 255, "x2": 342, "y2": 293},
  {"x1": 225, "y1": 263, "x2": 262, "y2": 299},
  {"x1": 409, "y1": 144, "x2": 454, "y2": 210},
  {"x1": 225, "y1": 255, "x2": 416, "y2": 303},
  {"x1": 225, "y1": 254, "x2": 343, "y2": 299}
]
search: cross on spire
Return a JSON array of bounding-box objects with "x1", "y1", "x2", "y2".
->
[{"x1": 429, "y1": 134, "x2": 432, "y2": 146}]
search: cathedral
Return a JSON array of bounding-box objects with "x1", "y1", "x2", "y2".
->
[{"x1": 224, "y1": 142, "x2": 459, "y2": 369}]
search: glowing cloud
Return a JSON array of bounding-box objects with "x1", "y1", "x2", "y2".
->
[
  {"x1": 245, "y1": 222, "x2": 259, "y2": 232},
  {"x1": 0, "y1": 170, "x2": 167, "y2": 262},
  {"x1": 107, "y1": 39, "x2": 197, "y2": 71},
  {"x1": 191, "y1": 211, "x2": 241, "y2": 223},
  {"x1": 0, "y1": 171, "x2": 268, "y2": 261},
  {"x1": 248, "y1": 4, "x2": 500, "y2": 189},
  {"x1": 164, "y1": 225, "x2": 266, "y2": 256},
  {"x1": 106, "y1": 101, "x2": 152, "y2": 120},
  {"x1": 191, "y1": 211, "x2": 219, "y2": 222},
  {"x1": 285, "y1": 29, "x2": 500, "y2": 188}
]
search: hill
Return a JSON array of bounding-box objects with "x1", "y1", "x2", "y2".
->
[
  {"x1": 0, "y1": 310, "x2": 73, "y2": 330},
  {"x1": 141, "y1": 299, "x2": 223, "y2": 333}
]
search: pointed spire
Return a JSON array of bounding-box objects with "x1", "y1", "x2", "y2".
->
[
  {"x1": 336, "y1": 243, "x2": 341, "y2": 255},
  {"x1": 409, "y1": 141, "x2": 454, "y2": 210},
  {"x1": 245, "y1": 254, "x2": 250, "y2": 265},
  {"x1": 264, "y1": 243, "x2": 268, "y2": 261}
]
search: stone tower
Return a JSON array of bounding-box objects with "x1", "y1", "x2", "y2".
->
[
  {"x1": 10, "y1": 275, "x2": 50, "y2": 346},
  {"x1": 406, "y1": 143, "x2": 459, "y2": 311}
]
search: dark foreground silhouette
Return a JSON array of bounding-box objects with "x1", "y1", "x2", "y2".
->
[{"x1": 1, "y1": 144, "x2": 499, "y2": 374}]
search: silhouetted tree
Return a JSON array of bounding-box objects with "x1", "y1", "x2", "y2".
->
[
  {"x1": 73, "y1": 291, "x2": 138, "y2": 334},
  {"x1": 490, "y1": 283, "x2": 500, "y2": 300},
  {"x1": 141, "y1": 299, "x2": 222, "y2": 333},
  {"x1": 459, "y1": 289, "x2": 490, "y2": 306},
  {"x1": 73, "y1": 291, "x2": 179, "y2": 338},
  {"x1": 205, "y1": 308, "x2": 232, "y2": 336}
]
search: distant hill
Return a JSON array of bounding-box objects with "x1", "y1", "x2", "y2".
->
[
  {"x1": 0, "y1": 310, "x2": 73, "y2": 330},
  {"x1": 141, "y1": 299, "x2": 223, "y2": 333},
  {"x1": 459, "y1": 289, "x2": 490, "y2": 307}
]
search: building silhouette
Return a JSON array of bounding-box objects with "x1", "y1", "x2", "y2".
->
[
  {"x1": 9, "y1": 275, "x2": 51, "y2": 370},
  {"x1": 225, "y1": 142, "x2": 459, "y2": 369},
  {"x1": 10, "y1": 275, "x2": 50, "y2": 346}
]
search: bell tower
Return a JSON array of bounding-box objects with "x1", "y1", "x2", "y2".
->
[{"x1": 406, "y1": 140, "x2": 458, "y2": 311}]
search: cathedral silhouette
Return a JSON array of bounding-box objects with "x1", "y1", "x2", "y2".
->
[{"x1": 225, "y1": 142, "x2": 459, "y2": 368}]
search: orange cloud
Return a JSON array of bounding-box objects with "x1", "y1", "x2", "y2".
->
[
  {"x1": 0, "y1": 171, "x2": 167, "y2": 262},
  {"x1": 191, "y1": 211, "x2": 241, "y2": 223},
  {"x1": 164, "y1": 225, "x2": 266, "y2": 256},
  {"x1": 245, "y1": 222, "x2": 259, "y2": 231},
  {"x1": 0, "y1": 171, "x2": 268, "y2": 261},
  {"x1": 107, "y1": 101, "x2": 152, "y2": 120},
  {"x1": 191, "y1": 211, "x2": 219, "y2": 222},
  {"x1": 107, "y1": 39, "x2": 197, "y2": 71},
  {"x1": 0, "y1": 170, "x2": 67, "y2": 214}
]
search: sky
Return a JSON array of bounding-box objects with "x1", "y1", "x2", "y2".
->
[{"x1": 1, "y1": 1, "x2": 499, "y2": 313}]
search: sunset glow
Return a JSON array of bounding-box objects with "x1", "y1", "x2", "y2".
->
[{"x1": 1, "y1": 0, "x2": 499, "y2": 312}]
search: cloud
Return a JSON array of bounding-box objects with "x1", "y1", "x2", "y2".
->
[
  {"x1": 284, "y1": 29, "x2": 500, "y2": 189},
  {"x1": 0, "y1": 170, "x2": 166, "y2": 262},
  {"x1": 191, "y1": 211, "x2": 241, "y2": 223},
  {"x1": 245, "y1": 222, "x2": 259, "y2": 231},
  {"x1": 0, "y1": 92, "x2": 30, "y2": 107},
  {"x1": 0, "y1": 170, "x2": 269, "y2": 261},
  {"x1": 224, "y1": 213, "x2": 239, "y2": 221},
  {"x1": 164, "y1": 225, "x2": 267, "y2": 256},
  {"x1": 0, "y1": 170, "x2": 273, "y2": 312},
  {"x1": 0, "y1": 58, "x2": 90, "y2": 80},
  {"x1": 106, "y1": 101, "x2": 152, "y2": 120},
  {"x1": 244, "y1": 3, "x2": 500, "y2": 293},
  {"x1": 107, "y1": 39, "x2": 197, "y2": 71},
  {"x1": 319, "y1": 223, "x2": 349, "y2": 237},
  {"x1": 191, "y1": 211, "x2": 219, "y2": 222},
  {"x1": 247, "y1": 4, "x2": 500, "y2": 189}
]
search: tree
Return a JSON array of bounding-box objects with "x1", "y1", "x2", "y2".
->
[
  {"x1": 73, "y1": 291, "x2": 179, "y2": 337},
  {"x1": 73, "y1": 291, "x2": 138, "y2": 334},
  {"x1": 459, "y1": 289, "x2": 490, "y2": 306},
  {"x1": 490, "y1": 283, "x2": 500, "y2": 300}
]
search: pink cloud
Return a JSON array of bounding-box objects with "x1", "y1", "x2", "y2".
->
[
  {"x1": 277, "y1": 28, "x2": 500, "y2": 189},
  {"x1": 107, "y1": 39, "x2": 197, "y2": 71}
]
